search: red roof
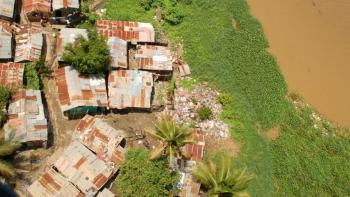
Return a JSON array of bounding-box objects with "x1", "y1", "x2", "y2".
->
[
  {"x1": 22, "y1": 0, "x2": 51, "y2": 14},
  {"x1": 0, "y1": 63, "x2": 24, "y2": 88},
  {"x1": 185, "y1": 131, "x2": 205, "y2": 161},
  {"x1": 96, "y1": 20, "x2": 155, "y2": 43}
]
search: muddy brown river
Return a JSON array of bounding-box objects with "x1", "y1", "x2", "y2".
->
[{"x1": 248, "y1": 0, "x2": 350, "y2": 128}]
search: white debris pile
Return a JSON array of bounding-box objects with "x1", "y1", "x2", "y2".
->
[{"x1": 169, "y1": 82, "x2": 230, "y2": 139}]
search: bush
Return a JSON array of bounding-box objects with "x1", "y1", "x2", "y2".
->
[
  {"x1": 217, "y1": 93, "x2": 232, "y2": 107},
  {"x1": 113, "y1": 149, "x2": 179, "y2": 197},
  {"x1": 162, "y1": 0, "x2": 184, "y2": 25},
  {"x1": 197, "y1": 106, "x2": 212, "y2": 120},
  {"x1": 61, "y1": 29, "x2": 110, "y2": 76},
  {"x1": 167, "y1": 77, "x2": 176, "y2": 97},
  {"x1": 138, "y1": 0, "x2": 162, "y2": 10},
  {"x1": 0, "y1": 86, "x2": 11, "y2": 120}
]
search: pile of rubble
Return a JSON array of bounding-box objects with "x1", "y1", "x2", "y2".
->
[{"x1": 170, "y1": 79, "x2": 230, "y2": 139}]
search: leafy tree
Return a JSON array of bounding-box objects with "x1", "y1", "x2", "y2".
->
[
  {"x1": 80, "y1": 0, "x2": 99, "y2": 26},
  {"x1": 61, "y1": 30, "x2": 110, "y2": 76},
  {"x1": 0, "y1": 86, "x2": 12, "y2": 120},
  {"x1": 113, "y1": 149, "x2": 179, "y2": 197},
  {"x1": 0, "y1": 141, "x2": 21, "y2": 180},
  {"x1": 192, "y1": 153, "x2": 254, "y2": 197},
  {"x1": 24, "y1": 58, "x2": 50, "y2": 90},
  {"x1": 146, "y1": 115, "x2": 195, "y2": 169}
]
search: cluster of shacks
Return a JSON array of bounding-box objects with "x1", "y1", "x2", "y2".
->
[
  {"x1": 56, "y1": 20, "x2": 175, "y2": 119},
  {"x1": 0, "y1": 1, "x2": 47, "y2": 147},
  {"x1": 28, "y1": 115, "x2": 125, "y2": 197}
]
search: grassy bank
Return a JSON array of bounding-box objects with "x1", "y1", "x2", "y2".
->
[{"x1": 105, "y1": 0, "x2": 350, "y2": 196}]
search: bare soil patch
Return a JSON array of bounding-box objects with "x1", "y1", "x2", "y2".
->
[{"x1": 266, "y1": 127, "x2": 280, "y2": 141}]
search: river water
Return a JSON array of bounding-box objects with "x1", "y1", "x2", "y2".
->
[{"x1": 248, "y1": 0, "x2": 350, "y2": 128}]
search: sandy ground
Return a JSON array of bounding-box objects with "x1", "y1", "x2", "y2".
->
[{"x1": 248, "y1": 0, "x2": 350, "y2": 128}]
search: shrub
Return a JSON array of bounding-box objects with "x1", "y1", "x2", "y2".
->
[
  {"x1": 197, "y1": 106, "x2": 212, "y2": 120},
  {"x1": 113, "y1": 149, "x2": 179, "y2": 197},
  {"x1": 162, "y1": 0, "x2": 184, "y2": 25},
  {"x1": 217, "y1": 93, "x2": 232, "y2": 107},
  {"x1": 61, "y1": 29, "x2": 110, "y2": 76},
  {"x1": 167, "y1": 77, "x2": 176, "y2": 97},
  {"x1": 0, "y1": 86, "x2": 12, "y2": 120}
]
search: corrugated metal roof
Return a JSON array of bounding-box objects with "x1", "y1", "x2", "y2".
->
[
  {"x1": 4, "y1": 89, "x2": 48, "y2": 143},
  {"x1": 0, "y1": 25, "x2": 12, "y2": 59},
  {"x1": 15, "y1": 24, "x2": 43, "y2": 62},
  {"x1": 185, "y1": 131, "x2": 205, "y2": 162},
  {"x1": 56, "y1": 28, "x2": 88, "y2": 60},
  {"x1": 97, "y1": 20, "x2": 155, "y2": 43},
  {"x1": 107, "y1": 37, "x2": 127, "y2": 69},
  {"x1": 97, "y1": 188, "x2": 115, "y2": 197},
  {"x1": 0, "y1": 63, "x2": 24, "y2": 88},
  {"x1": 108, "y1": 70, "x2": 153, "y2": 109},
  {"x1": 22, "y1": 0, "x2": 51, "y2": 14},
  {"x1": 52, "y1": 0, "x2": 79, "y2": 11},
  {"x1": 54, "y1": 141, "x2": 116, "y2": 195},
  {"x1": 55, "y1": 66, "x2": 108, "y2": 113},
  {"x1": 27, "y1": 168, "x2": 84, "y2": 197},
  {"x1": 135, "y1": 45, "x2": 173, "y2": 71},
  {"x1": 0, "y1": 0, "x2": 15, "y2": 19},
  {"x1": 74, "y1": 115, "x2": 125, "y2": 166}
]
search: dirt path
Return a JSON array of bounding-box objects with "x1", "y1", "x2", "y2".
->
[{"x1": 248, "y1": 0, "x2": 350, "y2": 128}]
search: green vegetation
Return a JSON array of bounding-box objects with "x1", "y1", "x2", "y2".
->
[
  {"x1": 112, "y1": 149, "x2": 179, "y2": 197},
  {"x1": 61, "y1": 30, "x2": 110, "y2": 76},
  {"x1": 193, "y1": 152, "x2": 254, "y2": 197},
  {"x1": 197, "y1": 106, "x2": 212, "y2": 120},
  {"x1": 0, "y1": 86, "x2": 12, "y2": 120},
  {"x1": 217, "y1": 93, "x2": 233, "y2": 107},
  {"x1": 105, "y1": 0, "x2": 350, "y2": 196},
  {"x1": 146, "y1": 115, "x2": 194, "y2": 169},
  {"x1": 167, "y1": 77, "x2": 176, "y2": 97},
  {"x1": 24, "y1": 58, "x2": 50, "y2": 90},
  {"x1": 0, "y1": 141, "x2": 21, "y2": 180},
  {"x1": 162, "y1": 0, "x2": 184, "y2": 25}
]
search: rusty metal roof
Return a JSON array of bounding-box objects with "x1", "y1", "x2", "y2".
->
[
  {"x1": 27, "y1": 167, "x2": 85, "y2": 197},
  {"x1": 55, "y1": 66, "x2": 108, "y2": 113},
  {"x1": 74, "y1": 115, "x2": 125, "y2": 166},
  {"x1": 185, "y1": 131, "x2": 205, "y2": 162},
  {"x1": 0, "y1": 25, "x2": 12, "y2": 59},
  {"x1": 52, "y1": 0, "x2": 79, "y2": 11},
  {"x1": 22, "y1": 0, "x2": 51, "y2": 14},
  {"x1": 56, "y1": 28, "x2": 88, "y2": 60},
  {"x1": 97, "y1": 20, "x2": 155, "y2": 43},
  {"x1": 107, "y1": 37, "x2": 127, "y2": 69},
  {"x1": 179, "y1": 173, "x2": 201, "y2": 197},
  {"x1": 0, "y1": 0, "x2": 15, "y2": 19},
  {"x1": 135, "y1": 45, "x2": 173, "y2": 71},
  {"x1": 54, "y1": 141, "x2": 117, "y2": 195},
  {"x1": 108, "y1": 70, "x2": 153, "y2": 109},
  {"x1": 4, "y1": 89, "x2": 48, "y2": 143},
  {"x1": 0, "y1": 63, "x2": 24, "y2": 88},
  {"x1": 15, "y1": 24, "x2": 43, "y2": 63}
]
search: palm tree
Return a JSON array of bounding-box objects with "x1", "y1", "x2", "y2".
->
[
  {"x1": 146, "y1": 115, "x2": 196, "y2": 169},
  {"x1": 0, "y1": 141, "x2": 21, "y2": 180},
  {"x1": 192, "y1": 153, "x2": 254, "y2": 197}
]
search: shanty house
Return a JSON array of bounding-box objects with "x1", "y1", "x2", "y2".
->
[
  {"x1": 54, "y1": 141, "x2": 117, "y2": 196},
  {"x1": 97, "y1": 20, "x2": 155, "y2": 43},
  {"x1": 22, "y1": 0, "x2": 51, "y2": 22},
  {"x1": 4, "y1": 89, "x2": 48, "y2": 147},
  {"x1": 52, "y1": 0, "x2": 80, "y2": 17},
  {"x1": 107, "y1": 37, "x2": 128, "y2": 69},
  {"x1": 133, "y1": 45, "x2": 173, "y2": 72},
  {"x1": 15, "y1": 24, "x2": 44, "y2": 63},
  {"x1": 0, "y1": 63, "x2": 24, "y2": 88},
  {"x1": 108, "y1": 70, "x2": 153, "y2": 110},
  {"x1": 56, "y1": 28, "x2": 87, "y2": 61},
  {"x1": 0, "y1": 25, "x2": 13, "y2": 61},
  {"x1": 0, "y1": 0, "x2": 16, "y2": 21},
  {"x1": 27, "y1": 168, "x2": 84, "y2": 197},
  {"x1": 74, "y1": 115, "x2": 126, "y2": 165},
  {"x1": 55, "y1": 66, "x2": 108, "y2": 119}
]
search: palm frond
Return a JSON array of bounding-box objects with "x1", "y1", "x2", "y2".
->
[
  {"x1": 0, "y1": 160, "x2": 16, "y2": 179},
  {"x1": 149, "y1": 146, "x2": 165, "y2": 160},
  {"x1": 145, "y1": 128, "x2": 165, "y2": 141},
  {"x1": 0, "y1": 142, "x2": 21, "y2": 156}
]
